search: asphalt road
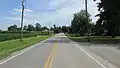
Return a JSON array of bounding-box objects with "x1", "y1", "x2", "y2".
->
[
  {"x1": 0, "y1": 33, "x2": 119, "y2": 68},
  {"x1": 82, "y1": 44, "x2": 120, "y2": 68}
]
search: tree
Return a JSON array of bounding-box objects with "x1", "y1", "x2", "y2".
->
[
  {"x1": 94, "y1": 0, "x2": 120, "y2": 37},
  {"x1": 87, "y1": 23, "x2": 95, "y2": 35},
  {"x1": 50, "y1": 27, "x2": 54, "y2": 31},
  {"x1": 62, "y1": 26, "x2": 67, "y2": 33},
  {"x1": 23, "y1": 25, "x2": 28, "y2": 31},
  {"x1": 67, "y1": 26, "x2": 72, "y2": 33},
  {"x1": 27, "y1": 24, "x2": 35, "y2": 31},
  {"x1": 53, "y1": 24, "x2": 57, "y2": 33},
  {"x1": 71, "y1": 10, "x2": 92, "y2": 35},
  {"x1": 17, "y1": 28, "x2": 21, "y2": 31},
  {"x1": 41, "y1": 26, "x2": 48, "y2": 31},
  {"x1": 8, "y1": 25, "x2": 18, "y2": 31},
  {"x1": 53, "y1": 24, "x2": 56, "y2": 29},
  {"x1": 53, "y1": 24, "x2": 62, "y2": 33},
  {"x1": 35, "y1": 23, "x2": 41, "y2": 31}
]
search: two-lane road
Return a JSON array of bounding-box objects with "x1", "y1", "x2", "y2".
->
[{"x1": 0, "y1": 33, "x2": 119, "y2": 68}]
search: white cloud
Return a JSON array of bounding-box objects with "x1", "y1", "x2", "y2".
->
[
  {"x1": 13, "y1": 8, "x2": 33, "y2": 13},
  {"x1": 5, "y1": 0, "x2": 99, "y2": 28}
]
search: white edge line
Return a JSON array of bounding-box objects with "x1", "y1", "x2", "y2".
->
[
  {"x1": 75, "y1": 44, "x2": 106, "y2": 68},
  {"x1": 66, "y1": 36, "x2": 106, "y2": 68},
  {"x1": 0, "y1": 37, "x2": 53, "y2": 65}
]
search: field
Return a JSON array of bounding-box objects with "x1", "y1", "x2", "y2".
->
[
  {"x1": 0, "y1": 35, "x2": 51, "y2": 59},
  {"x1": 0, "y1": 31, "x2": 54, "y2": 42},
  {"x1": 0, "y1": 31, "x2": 54, "y2": 59}
]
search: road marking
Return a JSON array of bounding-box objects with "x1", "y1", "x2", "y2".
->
[
  {"x1": 0, "y1": 37, "x2": 52, "y2": 65},
  {"x1": 75, "y1": 45, "x2": 106, "y2": 68},
  {"x1": 49, "y1": 43, "x2": 57, "y2": 68},
  {"x1": 44, "y1": 46, "x2": 54, "y2": 68},
  {"x1": 44, "y1": 42, "x2": 57, "y2": 68},
  {"x1": 44, "y1": 44, "x2": 55, "y2": 68}
]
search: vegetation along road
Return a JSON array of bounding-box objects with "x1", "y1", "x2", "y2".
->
[
  {"x1": 0, "y1": 35, "x2": 51, "y2": 60},
  {"x1": 0, "y1": 0, "x2": 120, "y2": 68},
  {"x1": 0, "y1": 33, "x2": 120, "y2": 68}
]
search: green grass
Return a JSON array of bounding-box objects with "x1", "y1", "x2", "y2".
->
[
  {"x1": 66, "y1": 34, "x2": 120, "y2": 43},
  {"x1": 0, "y1": 35, "x2": 50, "y2": 60},
  {"x1": 0, "y1": 31, "x2": 54, "y2": 42}
]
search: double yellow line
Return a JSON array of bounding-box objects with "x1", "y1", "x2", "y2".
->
[{"x1": 44, "y1": 42, "x2": 58, "y2": 68}]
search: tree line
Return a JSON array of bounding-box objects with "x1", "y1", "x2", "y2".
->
[
  {"x1": 62, "y1": 9, "x2": 120, "y2": 37},
  {"x1": 5, "y1": 23, "x2": 71, "y2": 34},
  {"x1": 3, "y1": 10, "x2": 100, "y2": 36},
  {"x1": 1, "y1": 0, "x2": 120, "y2": 38},
  {"x1": 7, "y1": 23, "x2": 48, "y2": 31},
  {"x1": 64, "y1": 0, "x2": 120, "y2": 38}
]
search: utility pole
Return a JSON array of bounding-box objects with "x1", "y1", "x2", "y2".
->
[
  {"x1": 20, "y1": 0, "x2": 25, "y2": 41},
  {"x1": 85, "y1": 0, "x2": 90, "y2": 41}
]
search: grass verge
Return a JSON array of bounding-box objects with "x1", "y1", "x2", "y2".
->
[
  {"x1": 0, "y1": 35, "x2": 51, "y2": 60},
  {"x1": 66, "y1": 34, "x2": 120, "y2": 44}
]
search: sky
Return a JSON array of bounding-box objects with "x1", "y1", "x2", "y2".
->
[{"x1": 0, "y1": 0, "x2": 99, "y2": 30}]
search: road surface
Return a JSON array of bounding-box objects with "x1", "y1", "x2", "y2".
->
[
  {"x1": 0, "y1": 33, "x2": 119, "y2": 68},
  {"x1": 82, "y1": 43, "x2": 120, "y2": 68}
]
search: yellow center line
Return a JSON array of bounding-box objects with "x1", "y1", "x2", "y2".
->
[
  {"x1": 44, "y1": 41, "x2": 58, "y2": 68},
  {"x1": 49, "y1": 43, "x2": 57, "y2": 68}
]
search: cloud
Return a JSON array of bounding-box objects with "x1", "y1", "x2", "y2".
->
[
  {"x1": 13, "y1": 8, "x2": 33, "y2": 13},
  {"x1": 4, "y1": 0, "x2": 99, "y2": 28},
  {"x1": 49, "y1": 0, "x2": 80, "y2": 10}
]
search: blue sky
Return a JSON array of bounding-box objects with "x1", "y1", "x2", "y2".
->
[{"x1": 0, "y1": 0, "x2": 99, "y2": 30}]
